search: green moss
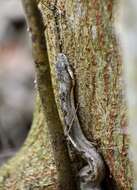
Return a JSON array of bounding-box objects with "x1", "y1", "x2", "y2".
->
[{"x1": 0, "y1": 94, "x2": 57, "y2": 190}]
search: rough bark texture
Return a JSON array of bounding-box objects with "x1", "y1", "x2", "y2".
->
[
  {"x1": 21, "y1": 1, "x2": 76, "y2": 189},
  {"x1": 40, "y1": 0, "x2": 132, "y2": 189},
  {"x1": 0, "y1": 94, "x2": 58, "y2": 190},
  {"x1": 0, "y1": 0, "x2": 133, "y2": 189}
]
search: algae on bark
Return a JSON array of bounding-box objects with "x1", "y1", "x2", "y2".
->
[
  {"x1": 0, "y1": 0, "x2": 133, "y2": 189},
  {"x1": 40, "y1": 0, "x2": 132, "y2": 189},
  {"x1": 0, "y1": 94, "x2": 57, "y2": 190}
]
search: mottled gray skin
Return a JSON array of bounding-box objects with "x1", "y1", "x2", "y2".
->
[{"x1": 56, "y1": 53, "x2": 105, "y2": 190}]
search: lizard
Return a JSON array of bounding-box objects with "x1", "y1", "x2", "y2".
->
[{"x1": 56, "y1": 53, "x2": 105, "y2": 190}]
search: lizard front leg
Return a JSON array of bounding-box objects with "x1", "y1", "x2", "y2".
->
[{"x1": 56, "y1": 53, "x2": 105, "y2": 190}]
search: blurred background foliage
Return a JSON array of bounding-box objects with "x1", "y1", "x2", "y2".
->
[{"x1": 0, "y1": 0, "x2": 35, "y2": 165}]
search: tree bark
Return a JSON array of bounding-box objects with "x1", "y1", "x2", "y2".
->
[
  {"x1": 39, "y1": 0, "x2": 132, "y2": 189},
  {"x1": 0, "y1": 0, "x2": 133, "y2": 189},
  {"x1": 0, "y1": 93, "x2": 58, "y2": 190}
]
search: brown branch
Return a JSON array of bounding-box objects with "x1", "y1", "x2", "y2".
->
[{"x1": 22, "y1": 0, "x2": 76, "y2": 189}]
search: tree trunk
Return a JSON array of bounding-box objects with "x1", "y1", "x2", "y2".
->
[
  {"x1": 0, "y1": 0, "x2": 133, "y2": 189},
  {"x1": 0, "y1": 93, "x2": 58, "y2": 190}
]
